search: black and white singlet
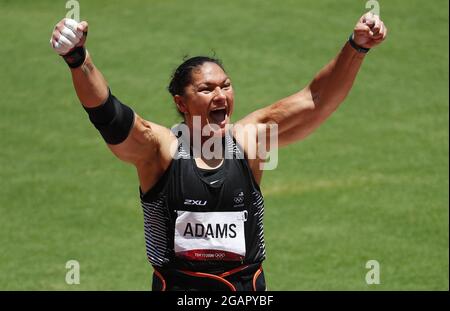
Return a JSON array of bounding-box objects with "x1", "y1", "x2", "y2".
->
[{"x1": 140, "y1": 125, "x2": 266, "y2": 274}]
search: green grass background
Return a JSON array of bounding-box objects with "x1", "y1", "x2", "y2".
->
[{"x1": 0, "y1": 0, "x2": 448, "y2": 290}]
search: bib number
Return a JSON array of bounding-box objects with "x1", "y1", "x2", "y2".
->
[{"x1": 174, "y1": 211, "x2": 247, "y2": 261}]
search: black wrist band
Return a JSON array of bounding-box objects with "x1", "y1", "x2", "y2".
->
[
  {"x1": 62, "y1": 46, "x2": 87, "y2": 68},
  {"x1": 348, "y1": 34, "x2": 370, "y2": 54}
]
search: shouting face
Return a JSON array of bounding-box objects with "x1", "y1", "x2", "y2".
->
[{"x1": 174, "y1": 62, "x2": 234, "y2": 138}]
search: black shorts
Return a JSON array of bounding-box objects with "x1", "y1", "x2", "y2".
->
[{"x1": 152, "y1": 263, "x2": 266, "y2": 291}]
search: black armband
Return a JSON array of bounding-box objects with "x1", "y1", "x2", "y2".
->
[
  {"x1": 63, "y1": 46, "x2": 87, "y2": 68},
  {"x1": 83, "y1": 90, "x2": 135, "y2": 145}
]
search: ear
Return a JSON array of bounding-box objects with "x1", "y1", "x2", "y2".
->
[{"x1": 174, "y1": 95, "x2": 188, "y2": 115}]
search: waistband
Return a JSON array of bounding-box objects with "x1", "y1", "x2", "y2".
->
[{"x1": 152, "y1": 263, "x2": 265, "y2": 291}]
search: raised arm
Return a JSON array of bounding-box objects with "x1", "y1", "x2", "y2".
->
[
  {"x1": 238, "y1": 12, "x2": 388, "y2": 147},
  {"x1": 50, "y1": 18, "x2": 175, "y2": 191}
]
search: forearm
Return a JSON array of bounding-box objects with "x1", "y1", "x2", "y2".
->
[
  {"x1": 261, "y1": 40, "x2": 366, "y2": 139},
  {"x1": 309, "y1": 41, "x2": 366, "y2": 114},
  {"x1": 273, "y1": 11, "x2": 388, "y2": 146},
  {"x1": 70, "y1": 52, "x2": 109, "y2": 108}
]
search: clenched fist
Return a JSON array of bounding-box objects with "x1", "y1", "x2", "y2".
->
[
  {"x1": 353, "y1": 12, "x2": 388, "y2": 49},
  {"x1": 50, "y1": 18, "x2": 89, "y2": 68}
]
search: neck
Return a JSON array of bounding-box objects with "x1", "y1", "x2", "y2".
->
[{"x1": 190, "y1": 133, "x2": 225, "y2": 158}]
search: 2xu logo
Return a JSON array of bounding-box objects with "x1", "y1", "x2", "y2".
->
[{"x1": 184, "y1": 199, "x2": 207, "y2": 206}]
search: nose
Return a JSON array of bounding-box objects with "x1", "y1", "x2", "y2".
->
[{"x1": 213, "y1": 87, "x2": 226, "y2": 101}]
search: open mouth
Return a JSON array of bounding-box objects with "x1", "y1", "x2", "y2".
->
[{"x1": 208, "y1": 107, "x2": 228, "y2": 126}]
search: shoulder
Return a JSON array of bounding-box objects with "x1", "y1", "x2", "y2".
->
[
  {"x1": 232, "y1": 120, "x2": 274, "y2": 185},
  {"x1": 108, "y1": 114, "x2": 177, "y2": 166},
  {"x1": 130, "y1": 119, "x2": 180, "y2": 194}
]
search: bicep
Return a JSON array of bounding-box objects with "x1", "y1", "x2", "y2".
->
[
  {"x1": 107, "y1": 114, "x2": 172, "y2": 165},
  {"x1": 264, "y1": 88, "x2": 317, "y2": 136},
  {"x1": 237, "y1": 87, "x2": 320, "y2": 147}
]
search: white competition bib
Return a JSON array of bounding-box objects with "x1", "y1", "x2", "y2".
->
[{"x1": 174, "y1": 211, "x2": 247, "y2": 261}]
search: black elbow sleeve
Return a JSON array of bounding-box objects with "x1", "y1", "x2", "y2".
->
[{"x1": 83, "y1": 90, "x2": 135, "y2": 145}]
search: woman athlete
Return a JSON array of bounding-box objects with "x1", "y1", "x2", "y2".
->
[{"x1": 50, "y1": 11, "x2": 387, "y2": 291}]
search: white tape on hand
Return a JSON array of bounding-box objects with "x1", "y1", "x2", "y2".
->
[
  {"x1": 64, "y1": 19, "x2": 83, "y2": 39},
  {"x1": 61, "y1": 27, "x2": 78, "y2": 43},
  {"x1": 51, "y1": 19, "x2": 84, "y2": 55},
  {"x1": 64, "y1": 19, "x2": 78, "y2": 32}
]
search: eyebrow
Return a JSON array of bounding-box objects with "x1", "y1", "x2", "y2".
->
[{"x1": 196, "y1": 77, "x2": 230, "y2": 87}]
